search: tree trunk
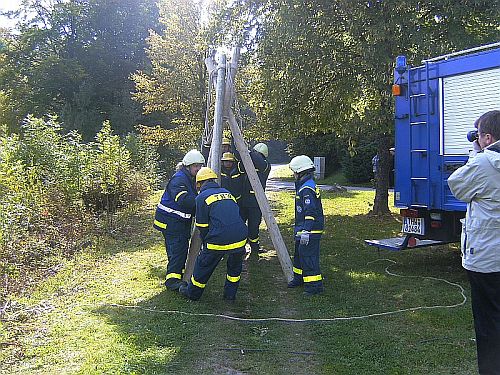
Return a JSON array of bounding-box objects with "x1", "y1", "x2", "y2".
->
[{"x1": 372, "y1": 136, "x2": 391, "y2": 215}]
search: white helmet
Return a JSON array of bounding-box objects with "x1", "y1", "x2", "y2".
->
[
  {"x1": 253, "y1": 143, "x2": 268, "y2": 158},
  {"x1": 182, "y1": 149, "x2": 205, "y2": 166},
  {"x1": 289, "y1": 155, "x2": 314, "y2": 173}
]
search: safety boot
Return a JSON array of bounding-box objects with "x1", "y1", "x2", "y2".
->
[
  {"x1": 179, "y1": 282, "x2": 199, "y2": 300},
  {"x1": 287, "y1": 278, "x2": 303, "y2": 288},
  {"x1": 165, "y1": 278, "x2": 184, "y2": 291}
]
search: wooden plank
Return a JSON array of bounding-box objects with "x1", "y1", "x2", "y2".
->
[{"x1": 227, "y1": 110, "x2": 294, "y2": 282}]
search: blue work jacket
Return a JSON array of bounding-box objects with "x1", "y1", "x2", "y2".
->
[
  {"x1": 221, "y1": 163, "x2": 245, "y2": 203},
  {"x1": 294, "y1": 173, "x2": 324, "y2": 239},
  {"x1": 154, "y1": 167, "x2": 197, "y2": 232},
  {"x1": 239, "y1": 150, "x2": 271, "y2": 207},
  {"x1": 194, "y1": 181, "x2": 248, "y2": 250}
]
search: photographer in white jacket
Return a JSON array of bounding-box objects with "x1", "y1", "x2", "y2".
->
[{"x1": 448, "y1": 110, "x2": 500, "y2": 375}]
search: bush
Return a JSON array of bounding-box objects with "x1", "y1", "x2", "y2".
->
[
  {"x1": 0, "y1": 116, "x2": 159, "y2": 304},
  {"x1": 288, "y1": 133, "x2": 343, "y2": 175},
  {"x1": 340, "y1": 140, "x2": 378, "y2": 184}
]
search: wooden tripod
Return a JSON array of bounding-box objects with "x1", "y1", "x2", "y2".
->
[{"x1": 183, "y1": 48, "x2": 293, "y2": 283}]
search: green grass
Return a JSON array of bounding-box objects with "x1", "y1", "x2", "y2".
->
[
  {"x1": 1, "y1": 190, "x2": 476, "y2": 374},
  {"x1": 269, "y1": 164, "x2": 294, "y2": 180},
  {"x1": 270, "y1": 164, "x2": 372, "y2": 187},
  {"x1": 319, "y1": 170, "x2": 372, "y2": 187}
]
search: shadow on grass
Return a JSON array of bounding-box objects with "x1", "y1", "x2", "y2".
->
[{"x1": 91, "y1": 190, "x2": 471, "y2": 374}]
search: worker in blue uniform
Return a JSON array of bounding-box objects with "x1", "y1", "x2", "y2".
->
[
  {"x1": 153, "y1": 149, "x2": 205, "y2": 291},
  {"x1": 179, "y1": 167, "x2": 248, "y2": 301},
  {"x1": 287, "y1": 155, "x2": 324, "y2": 295},
  {"x1": 236, "y1": 143, "x2": 270, "y2": 254},
  {"x1": 220, "y1": 152, "x2": 245, "y2": 207}
]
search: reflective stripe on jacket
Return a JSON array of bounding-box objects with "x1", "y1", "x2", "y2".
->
[
  {"x1": 294, "y1": 173, "x2": 324, "y2": 239},
  {"x1": 154, "y1": 167, "x2": 197, "y2": 231},
  {"x1": 195, "y1": 181, "x2": 248, "y2": 250}
]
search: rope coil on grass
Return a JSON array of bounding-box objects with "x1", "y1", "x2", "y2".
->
[{"x1": 105, "y1": 259, "x2": 467, "y2": 323}]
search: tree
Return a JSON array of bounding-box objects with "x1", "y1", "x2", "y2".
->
[
  {"x1": 0, "y1": 0, "x2": 159, "y2": 138},
  {"x1": 132, "y1": 0, "x2": 209, "y2": 148},
  {"x1": 218, "y1": 0, "x2": 500, "y2": 214}
]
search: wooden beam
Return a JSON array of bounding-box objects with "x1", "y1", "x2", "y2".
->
[
  {"x1": 227, "y1": 109, "x2": 294, "y2": 282},
  {"x1": 208, "y1": 53, "x2": 226, "y2": 176},
  {"x1": 184, "y1": 54, "x2": 226, "y2": 282}
]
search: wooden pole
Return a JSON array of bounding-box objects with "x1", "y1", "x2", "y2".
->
[
  {"x1": 185, "y1": 47, "x2": 294, "y2": 284},
  {"x1": 227, "y1": 110, "x2": 294, "y2": 282},
  {"x1": 208, "y1": 53, "x2": 226, "y2": 176},
  {"x1": 184, "y1": 54, "x2": 227, "y2": 282}
]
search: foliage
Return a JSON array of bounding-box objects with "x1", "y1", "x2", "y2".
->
[
  {"x1": 132, "y1": 0, "x2": 209, "y2": 133},
  {"x1": 287, "y1": 133, "x2": 343, "y2": 175},
  {"x1": 215, "y1": 0, "x2": 500, "y2": 213},
  {"x1": 341, "y1": 143, "x2": 378, "y2": 184},
  {"x1": 0, "y1": 0, "x2": 160, "y2": 138},
  {"x1": 0, "y1": 116, "x2": 158, "y2": 304}
]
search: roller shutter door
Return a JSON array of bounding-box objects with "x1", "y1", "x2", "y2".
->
[{"x1": 441, "y1": 67, "x2": 500, "y2": 155}]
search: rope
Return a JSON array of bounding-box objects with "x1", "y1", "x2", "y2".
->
[{"x1": 104, "y1": 259, "x2": 467, "y2": 324}]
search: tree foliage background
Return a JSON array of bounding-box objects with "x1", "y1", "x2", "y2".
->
[
  {"x1": 213, "y1": 0, "x2": 500, "y2": 213},
  {"x1": 0, "y1": 0, "x2": 160, "y2": 139}
]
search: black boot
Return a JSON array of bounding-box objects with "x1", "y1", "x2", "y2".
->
[
  {"x1": 287, "y1": 278, "x2": 303, "y2": 288},
  {"x1": 179, "y1": 282, "x2": 199, "y2": 300},
  {"x1": 165, "y1": 278, "x2": 184, "y2": 291}
]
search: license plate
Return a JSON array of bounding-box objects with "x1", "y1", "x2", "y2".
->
[{"x1": 402, "y1": 217, "x2": 424, "y2": 235}]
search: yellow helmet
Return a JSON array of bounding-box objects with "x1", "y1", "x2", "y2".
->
[
  {"x1": 253, "y1": 143, "x2": 268, "y2": 158},
  {"x1": 222, "y1": 138, "x2": 231, "y2": 146},
  {"x1": 289, "y1": 155, "x2": 314, "y2": 173},
  {"x1": 196, "y1": 167, "x2": 217, "y2": 184},
  {"x1": 221, "y1": 152, "x2": 236, "y2": 162},
  {"x1": 182, "y1": 149, "x2": 205, "y2": 166}
]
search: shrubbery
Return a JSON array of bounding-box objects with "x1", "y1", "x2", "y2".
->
[
  {"x1": 0, "y1": 117, "x2": 158, "y2": 302},
  {"x1": 288, "y1": 132, "x2": 378, "y2": 184}
]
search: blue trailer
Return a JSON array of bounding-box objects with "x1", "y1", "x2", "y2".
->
[{"x1": 366, "y1": 42, "x2": 500, "y2": 251}]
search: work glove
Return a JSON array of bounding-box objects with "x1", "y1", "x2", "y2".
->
[{"x1": 300, "y1": 231, "x2": 310, "y2": 246}]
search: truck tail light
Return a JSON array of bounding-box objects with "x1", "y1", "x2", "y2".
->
[
  {"x1": 392, "y1": 84, "x2": 402, "y2": 96},
  {"x1": 431, "y1": 221, "x2": 442, "y2": 228},
  {"x1": 400, "y1": 208, "x2": 419, "y2": 218}
]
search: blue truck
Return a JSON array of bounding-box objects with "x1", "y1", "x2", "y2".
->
[{"x1": 366, "y1": 42, "x2": 500, "y2": 251}]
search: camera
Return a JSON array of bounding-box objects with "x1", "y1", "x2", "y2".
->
[{"x1": 467, "y1": 129, "x2": 478, "y2": 142}]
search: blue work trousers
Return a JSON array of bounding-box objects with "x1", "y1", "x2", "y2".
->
[
  {"x1": 186, "y1": 246, "x2": 245, "y2": 300},
  {"x1": 291, "y1": 239, "x2": 323, "y2": 293},
  {"x1": 240, "y1": 206, "x2": 262, "y2": 249},
  {"x1": 162, "y1": 229, "x2": 190, "y2": 288}
]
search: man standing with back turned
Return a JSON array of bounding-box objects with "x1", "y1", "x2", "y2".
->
[{"x1": 448, "y1": 110, "x2": 500, "y2": 375}]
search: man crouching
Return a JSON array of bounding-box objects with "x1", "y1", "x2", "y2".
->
[{"x1": 179, "y1": 167, "x2": 248, "y2": 301}]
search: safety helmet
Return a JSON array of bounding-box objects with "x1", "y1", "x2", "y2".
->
[
  {"x1": 222, "y1": 138, "x2": 231, "y2": 146},
  {"x1": 253, "y1": 143, "x2": 268, "y2": 158},
  {"x1": 182, "y1": 149, "x2": 205, "y2": 166},
  {"x1": 196, "y1": 167, "x2": 218, "y2": 184},
  {"x1": 221, "y1": 152, "x2": 236, "y2": 162},
  {"x1": 289, "y1": 155, "x2": 314, "y2": 173}
]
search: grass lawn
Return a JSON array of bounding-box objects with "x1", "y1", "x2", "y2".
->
[
  {"x1": 1, "y1": 189, "x2": 476, "y2": 374},
  {"x1": 269, "y1": 164, "x2": 372, "y2": 188}
]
